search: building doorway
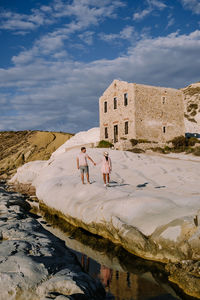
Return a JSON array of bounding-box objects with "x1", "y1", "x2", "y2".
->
[{"x1": 114, "y1": 125, "x2": 118, "y2": 143}]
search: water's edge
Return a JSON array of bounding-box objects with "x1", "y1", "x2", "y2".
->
[
  {"x1": 0, "y1": 183, "x2": 105, "y2": 300},
  {"x1": 7, "y1": 181, "x2": 200, "y2": 299}
]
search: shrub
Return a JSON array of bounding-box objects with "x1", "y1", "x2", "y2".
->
[
  {"x1": 163, "y1": 146, "x2": 171, "y2": 153},
  {"x1": 171, "y1": 136, "x2": 187, "y2": 149},
  {"x1": 130, "y1": 139, "x2": 138, "y2": 146},
  {"x1": 185, "y1": 147, "x2": 194, "y2": 154},
  {"x1": 171, "y1": 147, "x2": 186, "y2": 153},
  {"x1": 137, "y1": 139, "x2": 151, "y2": 143},
  {"x1": 151, "y1": 147, "x2": 165, "y2": 153},
  {"x1": 120, "y1": 137, "x2": 127, "y2": 140},
  {"x1": 128, "y1": 148, "x2": 145, "y2": 153},
  {"x1": 97, "y1": 140, "x2": 113, "y2": 148},
  {"x1": 193, "y1": 146, "x2": 200, "y2": 156},
  {"x1": 188, "y1": 137, "x2": 199, "y2": 146}
]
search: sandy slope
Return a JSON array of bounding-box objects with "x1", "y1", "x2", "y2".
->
[{"x1": 0, "y1": 130, "x2": 72, "y2": 178}]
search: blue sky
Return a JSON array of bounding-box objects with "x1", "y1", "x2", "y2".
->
[{"x1": 0, "y1": 0, "x2": 200, "y2": 132}]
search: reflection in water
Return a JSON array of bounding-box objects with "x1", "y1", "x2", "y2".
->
[
  {"x1": 77, "y1": 253, "x2": 177, "y2": 300},
  {"x1": 38, "y1": 206, "x2": 191, "y2": 300},
  {"x1": 100, "y1": 265, "x2": 112, "y2": 288},
  {"x1": 81, "y1": 254, "x2": 90, "y2": 273}
]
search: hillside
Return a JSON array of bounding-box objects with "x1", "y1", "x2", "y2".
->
[
  {"x1": 182, "y1": 82, "x2": 200, "y2": 133},
  {"x1": 0, "y1": 130, "x2": 73, "y2": 179}
]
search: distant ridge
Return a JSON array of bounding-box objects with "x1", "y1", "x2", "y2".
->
[{"x1": 0, "y1": 130, "x2": 73, "y2": 179}]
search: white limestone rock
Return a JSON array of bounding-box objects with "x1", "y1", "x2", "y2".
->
[
  {"x1": 0, "y1": 189, "x2": 105, "y2": 300},
  {"x1": 10, "y1": 140, "x2": 200, "y2": 263}
]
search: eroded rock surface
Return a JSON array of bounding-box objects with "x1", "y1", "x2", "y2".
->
[
  {"x1": 166, "y1": 260, "x2": 200, "y2": 298},
  {"x1": 182, "y1": 82, "x2": 200, "y2": 132},
  {"x1": 0, "y1": 186, "x2": 105, "y2": 300}
]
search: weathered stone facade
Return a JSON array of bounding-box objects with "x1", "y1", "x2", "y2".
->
[{"x1": 99, "y1": 80, "x2": 185, "y2": 144}]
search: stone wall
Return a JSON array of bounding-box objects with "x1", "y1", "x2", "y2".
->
[
  {"x1": 99, "y1": 80, "x2": 185, "y2": 144},
  {"x1": 99, "y1": 80, "x2": 136, "y2": 143},
  {"x1": 134, "y1": 84, "x2": 185, "y2": 142}
]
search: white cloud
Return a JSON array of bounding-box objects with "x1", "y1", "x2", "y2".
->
[
  {"x1": 133, "y1": 9, "x2": 151, "y2": 21},
  {"x1": 0, "y1": 0, "x2": 124, "y2": 34},
  {"x1": 1, "y1": 0, "x2": 125, "y2": 64},
  {"x1": 166, "y1": 14, "x2": 175, "y2": 29},
  {"x1": 6, "y1": 0, "x2": 125, "y2": 65},
  {"x1": 133, "y1": 0, "x2": 167, "y2": 21},
  {"x1": 0, "y1": 11, "x2": 38, "y2": 31},
  {"x1": 150, "y1": 0, "x2": 166, "y2": 10},
  {"x1": 180, "y1": 0, "x2": 200, "y2": 14},
  {"x1": 0, "y1": 30, "x2": 200, "y2": 132},
  {"x1": 0, "y1": 7, "x2": 55, "y2": 34},
  {"x1": 52, "y1": 0, "x2": 125, "y2": 30},
  {"x1": 100, "y1": 26, "x2": 136, "y2": 42},
  {"x1": 79, "y1": 31, "x2": 94, "y2": 45}
]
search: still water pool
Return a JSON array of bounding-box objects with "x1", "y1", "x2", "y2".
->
[{"x1": 38, "y1": 211, "x2": 193, "y2": 300}]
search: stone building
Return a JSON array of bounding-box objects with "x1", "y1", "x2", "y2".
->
[{"x1": 99, "y1": 80, "x2": 185, "y2": 144}]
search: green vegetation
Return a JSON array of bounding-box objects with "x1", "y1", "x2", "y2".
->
[
  {"x1": 152, "y1": 136, "x2": 200, "y2": 155},
  {"x1": 130, "y1": 138, "x2": 156, "y2": 146},
  {"x1": 130, "y1": 139, "x2": 138, "y2": 146},
  {"x1": 171, "y1": 136, "x2": 187, "y2": 149},
  {"x1": 128, "y1": 148, "x2": 145, "y2": 153},
  {"x1": 120, "y1": 137, "x2": 127, "y2": 140},
  {"x1": 138, "y1": 139, "x2": 152, "y2": 143},
  {"x1": 97, "y1": 140, "x2": 113, "y2": 148},
  {"x1": 163, "y1": 146, "x2": 171, "y2": 153},
  {"x1": 193, "y1": 146, "x2": 200, "y2": 156},
  {"x1": 151, "y1": 147, "x2": 166, "y2": 154},
  {"x1": 188, "y1": 137, "x2": 200, "y2": 146}
]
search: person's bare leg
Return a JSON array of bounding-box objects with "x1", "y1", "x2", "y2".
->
[
  {"x1": 107, "y1": 174, "x2": 110, "y2": 183},
  {"x1": 86, "y1": 172, "x2": 90, "y2": 183},
  {"x1": 103, "y1": 173, "x2": 106, "y2": 184},
  {"x1": 81, "y1": 173, "x2": 84, "y2": 184}
]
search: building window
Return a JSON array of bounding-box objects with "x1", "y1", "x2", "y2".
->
[
  {"x1": 163, "y1": 126, "x2": 166, "y2": 133},
  {"x1": 114, "y1": 97, "x2": 117, "y2": 109},
  {"x1": 124, "y1": 93, "x2": 128, "y2": 106},
  {"x1": 125, "y1": 121, "x2": 128, "y2": 135},
  {"x1": 162, "y1": 96, "x2": 166, "y2": 104},
  {"x1": 114, "y1": 125, "x2": 118, "y2": 143},
  {"x1": 104, "y1": 101, "x2": 107, "y2": 113},
  {"x1": 105, "y1": 127, "x2": 108, "y2": 139}
]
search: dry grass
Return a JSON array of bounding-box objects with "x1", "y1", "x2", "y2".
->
[{"x1": 0, "y1": 130, "x2": 73, "y2": 179}]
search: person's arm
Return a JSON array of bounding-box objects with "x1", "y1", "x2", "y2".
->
[
  {"x1": 88, "y1": 155, "x2": 96, "y2": 166},
  {"x1": 77, "y1": 157, "x2": 79, "y2": 169}
]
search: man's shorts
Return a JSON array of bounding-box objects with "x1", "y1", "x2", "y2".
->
[{"x1": 79, "y1": 166, "x2": 89, "y2": 174}]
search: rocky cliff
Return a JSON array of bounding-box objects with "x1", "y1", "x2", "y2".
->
[
  {"x1": 0, "y1": 131, "x2": 73, "y2": 179},
  {"x1": 182, "y1": 82, "x2": 200, "y2": 133}
]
